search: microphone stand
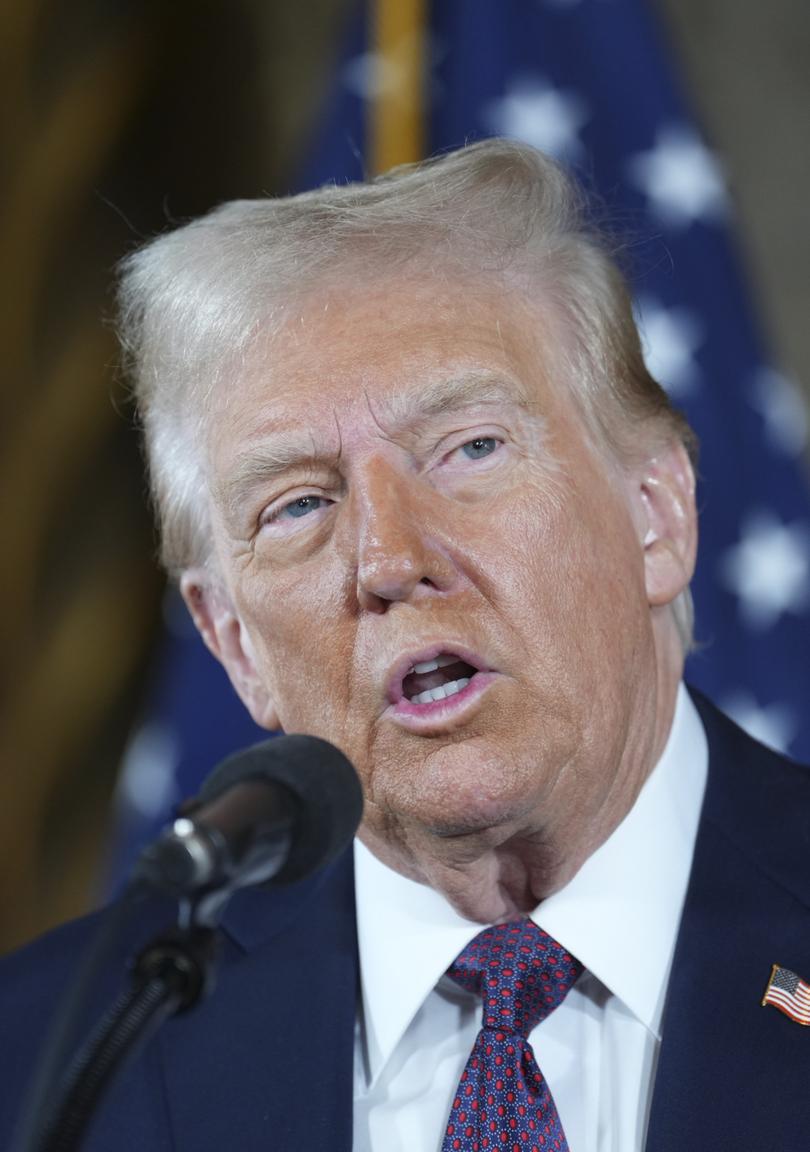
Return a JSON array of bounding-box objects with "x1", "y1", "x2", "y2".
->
[
  {"x1": 22, "y1": 890, "x2": 229, "y2": 1152},
  {"x1": 16, "y1": 734, "x2": 363, "y2": 1152}
]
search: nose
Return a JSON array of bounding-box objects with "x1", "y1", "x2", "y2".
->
[{"x1": 349, "y1": 457, "x2": 459, "y2": 613}]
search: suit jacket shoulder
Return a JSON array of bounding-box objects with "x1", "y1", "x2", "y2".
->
[{"x1": 646, "y1": 689, "x2": 810, "y2": 1151}]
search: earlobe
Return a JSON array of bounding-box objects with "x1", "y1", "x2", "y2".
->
[
  {"x1": 179, "y1": 569, "x2": 280, "y2": 731},
  {"x1": 639, "y1": 441, "x2": 698, "y2": 608}
]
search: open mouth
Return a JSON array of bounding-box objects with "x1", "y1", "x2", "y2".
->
[
  {"x1": 384, "y1": 646, "x2": 498, "y2": 729},
  {"x1": 400, "y1": 653, "x2": 478, "y2": 705}
]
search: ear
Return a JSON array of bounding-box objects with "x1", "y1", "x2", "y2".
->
[
  {"x1": 180, "y1": 569, "x2": 280, "y2": 730},
  {"x1": 637, "y1": 441, "x2": 698, "y2": 607}
]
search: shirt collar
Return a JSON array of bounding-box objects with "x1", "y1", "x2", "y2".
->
[
  {"x1": 532, "y1": 684, "x2": 707, "y2": 1037},
  {"x1": 354, "y1": 684, "x2": 707, "y2": 1084}
]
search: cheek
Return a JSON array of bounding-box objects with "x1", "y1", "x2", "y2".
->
[
  {"x1": 501, "y1": 478, "x2": 649, "y2": 671},
  {"x1": 549, "y1": 497, "x2": 654, "y2": 741},
  {"x1": 500, "y1": 489, "x2": 654, "y2": 792},
  {"x1": 235, "y1": 556, "x2": 357, "y2": 733}
]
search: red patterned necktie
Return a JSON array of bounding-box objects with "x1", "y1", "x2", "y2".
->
[{"x1": 442, "y1": 919, "x2": 582, "y2": 1152}]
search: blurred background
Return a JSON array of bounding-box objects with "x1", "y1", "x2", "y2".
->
[{"x1": 2, "y1": 0, "x2": 809, "y2": 955}]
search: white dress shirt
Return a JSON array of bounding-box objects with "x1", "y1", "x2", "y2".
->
[{"x1": 352, "y1": 685, "x2": 708, "y2": 1152}]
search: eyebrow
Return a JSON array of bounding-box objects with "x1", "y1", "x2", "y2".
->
[
  {"x1": 215, "y1": 371, "x2": 532, "y2": 525},
  {"x1": 215, "y1": 437, "x2": 330, "y2": 528},
  {"x1": 375, "y1": 371, "x2": 533, "y2": 426}
]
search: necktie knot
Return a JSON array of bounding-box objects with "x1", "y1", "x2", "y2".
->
[
  {"x1": 442, "y1": 920, "x2": 581, "y2": 1152},
  {"x1": 447, "y1": 919, "x2": 582, "y2": 1038}
]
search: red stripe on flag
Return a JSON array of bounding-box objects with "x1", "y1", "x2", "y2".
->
[{"x1": 764, "y1": 987, "x2": 810, "y2": 1025}]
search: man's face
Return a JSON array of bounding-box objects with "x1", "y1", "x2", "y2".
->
[{"x1": 203, "y1": 276, "x2": 672, "y2": 921}]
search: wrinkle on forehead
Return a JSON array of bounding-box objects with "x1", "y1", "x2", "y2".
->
[
  {"x1": 209, "y1": 280, "x2": 561, "y2": 523},
  {"x1": 211, "y1": 369, "x2": 542, "y2": 530}
]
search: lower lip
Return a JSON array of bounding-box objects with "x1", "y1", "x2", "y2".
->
[{"x1": 385, "y1": 671, "x2": 499, "y2": 730}]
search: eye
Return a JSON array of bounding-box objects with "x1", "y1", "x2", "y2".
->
[
  {"x1": 261, "y1": 494, "x2": 331, "y2": 531},
  {"x1": 460, "y1": 436, "x2": 499, "y2": 460},
  {"x1": 282, "y1": 495, "x2": 327, "y2": 519}
]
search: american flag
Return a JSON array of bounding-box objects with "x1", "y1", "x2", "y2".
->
[
  {"x1": 107, "y1": 0, "x2": 810, "y2": 886},
  {"x1": 762, "y1": 965, "x2": 810, "y2": 1027}
]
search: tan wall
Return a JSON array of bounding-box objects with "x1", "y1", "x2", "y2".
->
[{"x1": 660, "y1": 0, "x2": 810, "y2": 400}]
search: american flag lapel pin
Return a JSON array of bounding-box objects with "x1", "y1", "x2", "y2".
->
[{"x1": 762, "y1": 964, "x2": 810, "y2": 1026}]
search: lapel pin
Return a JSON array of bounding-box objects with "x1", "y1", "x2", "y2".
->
[{"x1": 762, "y1": 964, "x2": 810, "y2": 1026}]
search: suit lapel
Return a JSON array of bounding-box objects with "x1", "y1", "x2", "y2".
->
[
  {"x1": 646, "y1": 694, "x2": 810, "y2": 1149},
  {"x1": 157, "y1": 849, "x2": 357, "y2": 1152}
]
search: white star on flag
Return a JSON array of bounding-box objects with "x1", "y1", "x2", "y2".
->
[
  {"x1": 343, "y1": 51, "x2": 397, "y2": 100},
  {"x1": 117, "y1": 723, "x2": 180, "y2": 820},
  {"x1": 627, "y1": 125, "x2": 727, "y2": 227},
  {"x1": 634, "y1": 295, "x2": 704, "y2": 397},
  {"x1": 748, "y1": 367, "x2": 809, "y2": 458},
  {"x1": 719, "y1": 511, "x2": 810, "y2": 629},
  {"x1": 343, "y1": 32, "x2": 441, "y2": 102},
  {"x1": 483, "y1": 77, "x2": 589, "y2": 163},
  {"x1": 721, "y1": 691, "x2": 798, "y2": 755}
]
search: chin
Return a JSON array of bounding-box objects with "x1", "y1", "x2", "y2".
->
[
  {"x1": 431, "y1": 868, "x2": 534, "y2": 925},
  {"x1": 397, "y1": 790, "x2": 533, "y2": 860}
]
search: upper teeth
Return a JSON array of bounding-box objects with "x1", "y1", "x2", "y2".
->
[
  {"x1": 410, "y1": 654, "x2": 460, "y2": 674},
  {"x1": 410, "y1": 678, "x2": 471, "y2": 705}
]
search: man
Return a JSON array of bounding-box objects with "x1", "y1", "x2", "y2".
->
[{"x1": 2, "y1": 139, "x2": 809, "y2": 1151}]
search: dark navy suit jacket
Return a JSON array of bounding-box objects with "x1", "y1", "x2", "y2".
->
[{"x1": 2, "y1": 692, "x2": 809, "y2": 1150}]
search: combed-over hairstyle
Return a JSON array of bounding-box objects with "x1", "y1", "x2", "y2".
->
[{"x1": 117, "y1": 137, "x2": 698, "y2": 645}]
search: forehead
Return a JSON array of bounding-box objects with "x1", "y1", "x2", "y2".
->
[{"x1": 209, "y1": 276, "x2": 565, "y2": 445}]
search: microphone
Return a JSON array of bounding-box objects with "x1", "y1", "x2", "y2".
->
[{"x1": 132, "y1": 735, "x2": 363, "y2": 897}]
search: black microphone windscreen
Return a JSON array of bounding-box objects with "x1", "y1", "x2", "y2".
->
[{"x1": 195, "y1": 734, "x2": 363, "y2": 884}]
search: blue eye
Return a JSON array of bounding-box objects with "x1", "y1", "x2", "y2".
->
[
  {"x1": 283, "y1": 495, "x2": 325, "y2": 519},
  {"x1": 461, "y1": 437, "x2": 498, "y2": 460}
]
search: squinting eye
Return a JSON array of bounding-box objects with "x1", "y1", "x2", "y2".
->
[
  {"x1": 281, "y1": 495, "x2": 327, "y2": 520},
  {"x1": 461, "y1": 437, "x2": 498, "y2": 460}
]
